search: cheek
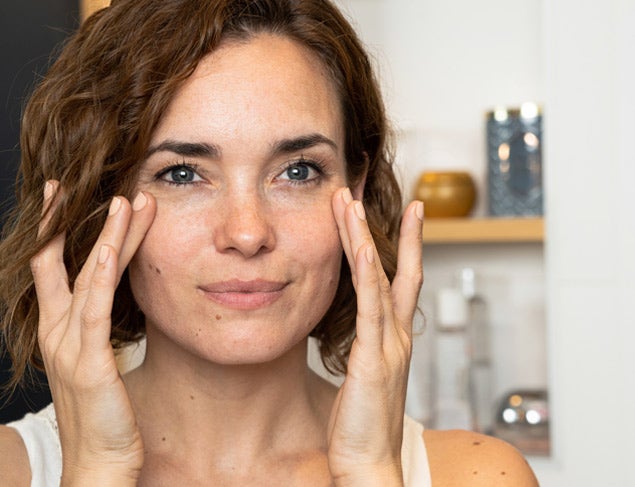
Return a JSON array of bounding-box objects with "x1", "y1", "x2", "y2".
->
[
  {"x1": 277, "y1": 202, "x2": 343, "y2": 299},
  {"x1": 140, "y1": 202, "x2": 209, "y2": 259},
  {"x1": 128, "y1": 207, "x2": 207, "y2": 297},
  {"x1": 277, "y1": 196, "x2": 341, "y2": 251}
]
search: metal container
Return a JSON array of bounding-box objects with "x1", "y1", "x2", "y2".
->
[
  {"x1": 486, "y1": 103, "x2": 543, "y2": 216},
  {"x1": 493, "y1": 389, "x2": 550, "y2": 456}
]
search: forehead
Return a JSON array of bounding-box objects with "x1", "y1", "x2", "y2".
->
[{"x1": 151, "y1": 34, "x2": 344, "y2": 148}]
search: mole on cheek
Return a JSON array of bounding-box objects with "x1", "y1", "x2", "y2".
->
[{"x1": 215, "y1": 314, "x2": 222, "y2": 320}]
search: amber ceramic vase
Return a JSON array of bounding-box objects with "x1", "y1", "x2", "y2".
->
[{"x1": 414, "y1": 171, "x2": 477, "y2": 218}]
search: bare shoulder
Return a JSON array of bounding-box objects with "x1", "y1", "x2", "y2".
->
[
  {"x1": 423, "y1": 429, "x2": 538, "y2": 486},
  {"x1": 0, "y1": 425, "x2": 31, "y2": 486}
]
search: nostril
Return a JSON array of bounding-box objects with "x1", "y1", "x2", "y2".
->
[{"x1": 213, "y1": 208, "x2": 275, "y2": 257}]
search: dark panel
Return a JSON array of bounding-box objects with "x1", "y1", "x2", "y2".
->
[{"x1": 0, "y1": 0, "x2": 79, "y2": 422}]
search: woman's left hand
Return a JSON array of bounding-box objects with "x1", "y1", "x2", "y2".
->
[{"x1": 327, "y1": 187, "x2": 424, "y2": 487}]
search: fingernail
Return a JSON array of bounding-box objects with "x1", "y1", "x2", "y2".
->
[
  {"x1": 354, "y1": 201, "x2": 366, "y2": 221},
  {"x1": 98, "y1": 245, "x2": 110, "y2": 264},
  {"x1": 108, "y1": 197, "x2": 122, "y2": 216},
  {"x1": 415, "y1": 201, "x2": 424, "y2": 221},
  {"x1": 342, "y1": 187, "x2": 353, "y2": 204},
  {"x1": 132, "y1": 192, "x2": 147, "y2": 211},
  {"x1": 365, "y1": 245, "x2": 375, "y2": 264},
  {"x1": 43, "y1": 181, "x2": 54, "y2": 201}
]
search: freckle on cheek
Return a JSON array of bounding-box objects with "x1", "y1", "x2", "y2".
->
[{"x1": 215, "y1": 314, "x2": 222, "y2": 320}]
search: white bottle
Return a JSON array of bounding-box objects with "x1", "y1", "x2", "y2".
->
[
  {"x1": 433, "y1": 287, "x2": 471, "y2": 430},
  {"x1": 460, "y1": 268, "x2": 494, "y2": 434}
]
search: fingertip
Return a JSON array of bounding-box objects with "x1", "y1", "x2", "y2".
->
[
  {"x1": 43, "y1": 181, "x2": 54, "y2": 201},
  {"x1": 331, "y1": 188, "x2": 349, "y2": 225},
  {"x1": 414, "y1": 200, "x2": 424, "y2": 221},
  {"x1": 131, "y1": 190, "x2": 157, "y2": 223},
  {"x1": 342, "y1": 187, "x2": 353, "y2": 204},
  {"x1": 108, "y1": 196, "x2": 123, "y2": 216},
  {"x1": 331, "y1": 187, "x2": 350, "y2": 210},
  {"x1": 43, "y1": 180, "x2": 60, "y2": 201},
  {"x1": 132, "y1": 191, "x2": 148, "y2": 212},
  {"x1": 353, "y1": 201, "x2": 366, "y2": 221},
  {"x1": 39, "y1": 180, "x2": 62, "y2": 237}
]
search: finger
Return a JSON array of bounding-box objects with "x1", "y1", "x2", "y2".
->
[
  {"x1": 117, "y1": 191, "x2": 156, "y2": 279},
  {"x1": 79, "y1": 243, "x2": 119, "y2": 356},
  {"x1": 71, "y1": 196, "x2": 132, "y2": 300},
  {"x1": 342, "y1": 197, "x2": 391, "y2": 349},
  {"x1": 66, "y1": 196, "x2": 133, "y2": 344},
  {"x1": 332, "y1": 187, "x2": 357, "y2": 283},
  {"x1": 344, "y1": 199, "x2": 392, "y2": 308},
  {"x1": 31, "y1": 180, "x2": 72, "y2": 333},
  {"x1": 354, "y1": 241, "x2": 384, "y2": 352},
  {"x1": 391, "y1": 200, "x2": 424, "y2": 336}
]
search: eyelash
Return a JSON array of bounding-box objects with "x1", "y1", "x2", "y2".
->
[
  {"x1": 153, "y1": 156, "x2": 328, "y2": 187},
  {"x1": 278, "y1": 157, "x2": 327, "y2": 186},
  {"x1": 155, "y1": 161, "x2": 203, "y2": 186}
]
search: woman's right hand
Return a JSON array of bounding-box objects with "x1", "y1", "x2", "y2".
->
[{"x1": 30, "y1": 181, "x2": 156, "y2": 485}]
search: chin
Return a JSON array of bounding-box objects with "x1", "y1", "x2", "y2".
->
[{"x1": 150, "y1": 318, "x2": 313, "y2": 367}]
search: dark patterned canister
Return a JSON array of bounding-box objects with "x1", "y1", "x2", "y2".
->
[{"x1": 486, "y1": 103, "x2": 543, "y2": 216}]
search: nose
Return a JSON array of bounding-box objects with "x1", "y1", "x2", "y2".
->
[{"x1": 213, "y1": 193, "x2": 276, "y2": 258}]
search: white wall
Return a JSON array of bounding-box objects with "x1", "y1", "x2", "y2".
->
[
  {"x1": 539, "y1": 0, "x2": 635, "y2": 485},
  {"x1": 338, "y1": 0, "x2": 543, "y2": 211},
  {"x1": 336, "y1": 0, "x2": 635, "y2": 485}
]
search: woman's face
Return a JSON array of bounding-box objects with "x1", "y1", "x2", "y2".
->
[{"x1": 130, "y1": 34, "x2": 350, "y2": 365}]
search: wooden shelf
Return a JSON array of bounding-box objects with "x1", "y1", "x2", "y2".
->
[{"x1": 423, "y1": 217, "x2": 544, "y2": 244}]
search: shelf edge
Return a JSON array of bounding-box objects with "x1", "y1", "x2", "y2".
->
[{"x1": 422, "y1": 217, "x2": 544, "y2": 244}]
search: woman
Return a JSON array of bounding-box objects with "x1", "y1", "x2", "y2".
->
[{"x1": 0, "y1": 0, "x2": 538, "y2": 485}]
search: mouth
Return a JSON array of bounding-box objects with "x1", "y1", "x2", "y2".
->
[{"x1": 198, "y1": 279, "x2": 288, "y2": 310}]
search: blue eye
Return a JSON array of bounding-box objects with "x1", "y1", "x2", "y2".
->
[
  {"x1": 279, "y1": 160, "x2": 322, "y2": 183},
  {"x1": 286, "y1": 165, "x2": 310, "y2": 180},
  {"x1": 158, "y1": 164, "x2": 202, "y2": 185}
]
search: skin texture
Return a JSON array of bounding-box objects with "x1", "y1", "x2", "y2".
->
[
  {"x1": 423, "y1": 429, "x2": 539, "y2": 486},
  {"x1": 128, "y1": 34, "x2": 348, "y2": 368},
  {"x1": 0, "y1": 33, "x2": 537, "y2": 487}
]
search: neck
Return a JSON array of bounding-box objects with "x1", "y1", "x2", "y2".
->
[{"x1": 123, "y1": 328, "x2": 337, "y2": 471}]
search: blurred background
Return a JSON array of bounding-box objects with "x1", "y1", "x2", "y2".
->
[
  {"x1": 1, "y1": 1, "x2": 634, "y2": 485},
  {"x1": 0, "y1": 0, "x2": 79, "y2": 424}
]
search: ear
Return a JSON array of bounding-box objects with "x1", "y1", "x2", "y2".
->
[{"x1": 351, "y1": 152, "x2": 369, "y2": 201}]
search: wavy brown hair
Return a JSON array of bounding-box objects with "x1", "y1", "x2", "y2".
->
[{"x1": 0, "y1": 0, "x2": 402, "y2": 389}]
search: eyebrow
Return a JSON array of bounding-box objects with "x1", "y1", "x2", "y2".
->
[
  {"x1": 271, "y1": 133, "x2": 338, "y2": 155},
  {"x1": 144, "y1": 133, "x2": 338, "y2": 160},
  {"x1": 144, "y1": 140, "x2": 221, "y2": 159}
]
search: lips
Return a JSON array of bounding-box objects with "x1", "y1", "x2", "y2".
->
[{"x1": 198, "y1": 279, "x2": 288, "y2": 310}]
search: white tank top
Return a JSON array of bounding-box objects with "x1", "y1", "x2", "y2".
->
[{"x1": 9, "y1": 403, "x2": 431, "y2": 486}]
